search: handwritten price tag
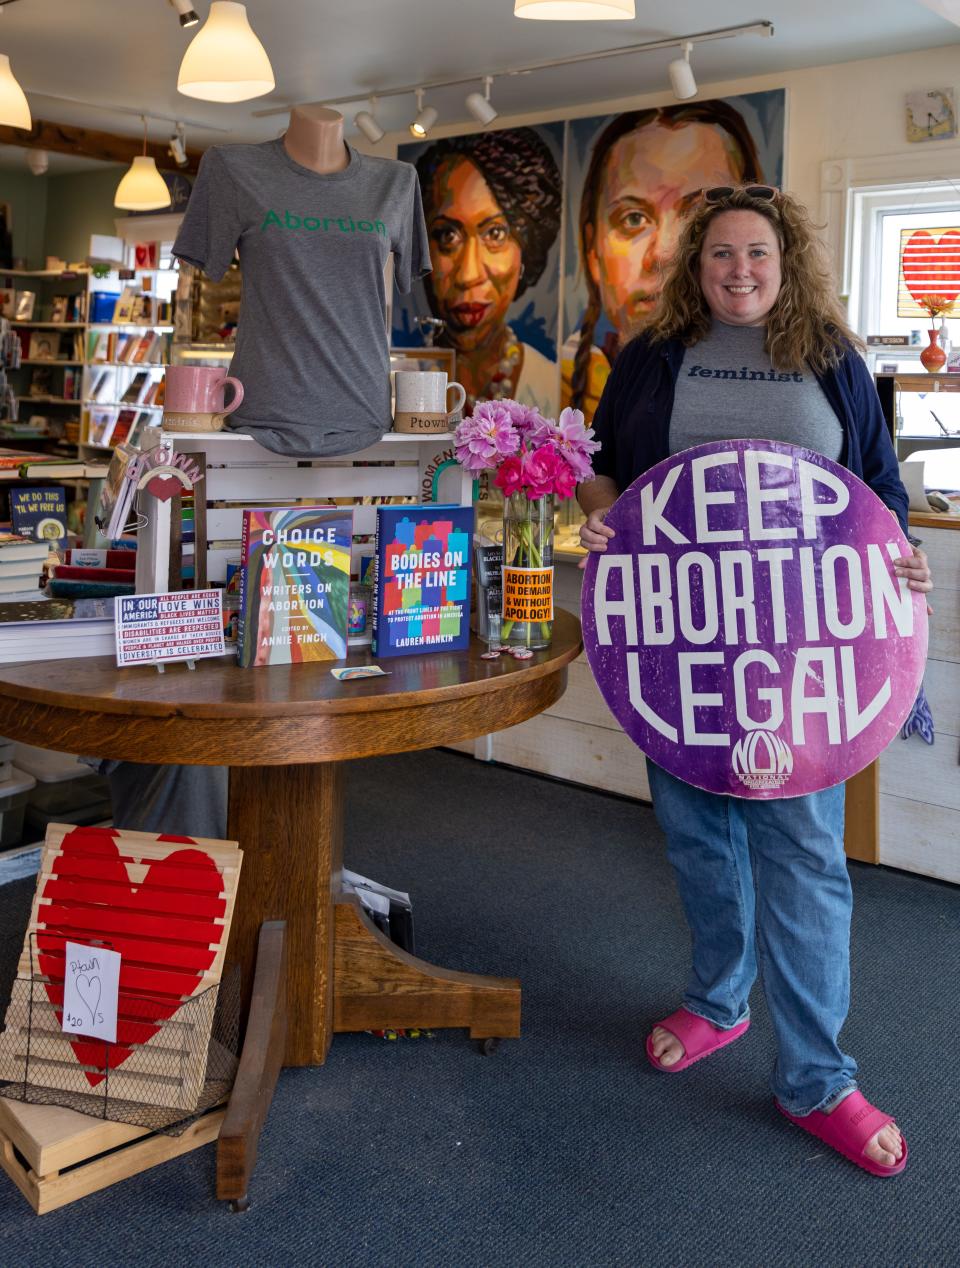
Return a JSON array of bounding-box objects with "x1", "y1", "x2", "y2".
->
[{"x1": 61, "y1": 941, "x2": 121, "y2": 1043}]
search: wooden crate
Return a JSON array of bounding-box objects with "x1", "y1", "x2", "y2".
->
[
  {"x1": 135, "y1": 430, "x2": 474, "y2": 593},
  {"x1": 0, "y1": 1094, "x2": 225, "y2": 1215}
]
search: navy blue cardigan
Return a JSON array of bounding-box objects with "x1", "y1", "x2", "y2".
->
[{"x1": 591, "y1": 334, "x2": 909, "y2": 531}]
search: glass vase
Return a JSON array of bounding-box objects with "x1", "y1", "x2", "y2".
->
[{"x1": 501, "y1": 492, "x2": 555, "y2": 649}]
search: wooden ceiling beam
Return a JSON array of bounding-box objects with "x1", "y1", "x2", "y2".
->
[{"x1": 0, "y1": 118, "x2": 203, "y2": 175}]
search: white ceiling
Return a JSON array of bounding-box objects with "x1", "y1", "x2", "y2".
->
[{"x1": 0, "y1": 0, "x2": 956, "y2": 152}]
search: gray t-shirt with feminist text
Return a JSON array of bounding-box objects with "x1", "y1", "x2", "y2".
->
[
  {"x1": 670, "y1": 321, "x2": 843, "y2": 461},
  {"x1": 173, "y1": 140, "x2": 430, "y2": 457}
]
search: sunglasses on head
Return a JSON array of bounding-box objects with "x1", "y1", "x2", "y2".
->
[{"x1": 702, "y1": 184, "x2": 779, "y2": 204}]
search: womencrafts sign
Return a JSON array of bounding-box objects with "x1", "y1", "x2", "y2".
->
[{"x1": 581, "y1": 440, "x2": 927, "y2": 798}]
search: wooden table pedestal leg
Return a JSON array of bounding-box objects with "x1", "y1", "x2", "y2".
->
[
  {"x1": 334, "y1": 894, "x2": 521, "y2": 1042},
  {"x1": 227, "y1": 762, "x2": 343, "y2": 1067}
]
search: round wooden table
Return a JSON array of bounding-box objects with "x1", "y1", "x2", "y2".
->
[{"x1": 0, "y1": 610, "x2": 582, "y2": 1065}]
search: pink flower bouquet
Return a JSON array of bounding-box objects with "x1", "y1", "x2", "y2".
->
[
  {"x1": 455, "y1": 400, "x2": 600, "y2": 645},
  {"x1": 454, "y1": 400, "x2": 600, "y2": 500}
]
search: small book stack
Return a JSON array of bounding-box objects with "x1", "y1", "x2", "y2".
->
[
  {"x1": 0, "y1": 596, "x2": 117, "y2": 665},
  {"x1": 47, "y1": 547, "x2": 136, "y2": 599},
  {"x1": 0, "y1": 533, "x2": 52, "y2": 597}
]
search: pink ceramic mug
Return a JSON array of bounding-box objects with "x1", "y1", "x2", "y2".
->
[{"x1": 164, "y1": 366, "x2": 243, "y2": 416}]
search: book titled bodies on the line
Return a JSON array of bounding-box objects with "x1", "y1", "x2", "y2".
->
[
  {"x1": 237, "y1": 505, "x2": 353, "y2": 667},
  {"x1": 371, "y1": 504, "x2": 474, "y2": 658}
]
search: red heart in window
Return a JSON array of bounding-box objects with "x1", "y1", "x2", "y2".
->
[
  {"x1": 35, "y1": 827, "x2": 226, "y2": 1087},
  {"x1": 902, "y1": 228, "x2": 960, "y2": 307}
]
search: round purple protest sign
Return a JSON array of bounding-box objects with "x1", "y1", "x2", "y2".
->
[{"x1": 581, "y1": 440, "x2": 928, "y2": 798}]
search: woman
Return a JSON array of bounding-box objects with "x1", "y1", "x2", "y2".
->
[
  {"x1": 577, "y1": 186, "x2": 932, "y2": 1177},
  {"x1": 415, "y1": 128, "x2": 562, "y2": 414},
  {"x1": 564, "y1": 103, "x2": 764, "y2": 418}
]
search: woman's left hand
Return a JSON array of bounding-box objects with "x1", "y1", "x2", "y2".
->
[{"x1": 894, "y1": 546, "x2": 933, "y2": 614}]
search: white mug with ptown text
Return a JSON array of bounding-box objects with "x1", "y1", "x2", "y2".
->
[{"x1": 393, "y1": 370, "x2": 466, "y2": 434}]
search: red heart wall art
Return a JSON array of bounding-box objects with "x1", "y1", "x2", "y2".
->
[
  {"x1": 36, "y1": 827, "x2": 225, "y2": 1087},
  {"x1": 902, "y1": 228, "x2": 960, "y2": 308}
]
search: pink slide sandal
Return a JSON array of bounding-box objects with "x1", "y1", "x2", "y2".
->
[
  {"x1": 645, "y1": 1007, "x2": 750, "y2": 1073},
  {"x1": 777, "y1": 1091, "x2": 908, "y2": 1177}
]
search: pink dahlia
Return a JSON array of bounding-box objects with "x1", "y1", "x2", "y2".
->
[{"x1": 454, "y1": 401, "x2": 520, "y2": 472}]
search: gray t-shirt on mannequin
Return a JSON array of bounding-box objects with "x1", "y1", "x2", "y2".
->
[
  {"x1": 670, "y1": 321, "x2": 844, "y2": 460},
  {"x1": 174, "y1": 139, "x2": 430, "y2": 457}
]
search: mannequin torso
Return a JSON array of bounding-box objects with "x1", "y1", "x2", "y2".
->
[{"x1": 283, "y1": 104, "x2": 349, "y2": 174}]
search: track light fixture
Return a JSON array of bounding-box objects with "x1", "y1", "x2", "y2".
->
[
  {"x1": 465, "y1": 76, "x2": 498, "y2": 127},
  {"x1": 409, "y1": 88, "x2": 437, "y2": 139},
  {"x1": 668, "y1": 41, "x2": 697, "y2": 100},
  {"x1": 114, "y1": 116, "x2": 171, "y2": 211},
  {"x1": 354, "y1": 97, "x2": 385, "y2": 144},
  {"x1": 514, "y1": 0, "x2": 635, "y2": 16},
  {"x1": 169, "y1": 0, "x2": 200, "y2": 28},
  {"x1": 168, "y1": 122, "x2": 189, "y2": 166},
  {"x1": 255, "y1": 21, "x2": 775, "y2": 127}
]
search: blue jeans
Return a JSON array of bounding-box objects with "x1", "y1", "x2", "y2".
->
[{"x1": 646, "y1": 760, "x2": 858, "y2": 1115}]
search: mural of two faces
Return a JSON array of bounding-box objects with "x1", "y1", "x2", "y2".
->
[{"x1": 393, "y1": 90, "x2": 786, "y2": 421}]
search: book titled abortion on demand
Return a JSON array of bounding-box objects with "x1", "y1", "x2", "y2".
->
[
  {"x1": 237, "y1": 505, "x2": 353, "y2": 667},
  {"x1": 371, "y1": 504, "x2": 473, "y2": 658}
]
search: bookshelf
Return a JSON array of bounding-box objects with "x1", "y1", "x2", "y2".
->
[{"x1": 2, "y1": 245, "x2": 178, "y2": 481}]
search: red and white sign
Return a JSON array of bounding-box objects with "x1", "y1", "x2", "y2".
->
[{"x1": 115, "y1": 589, "x2": 225, "y2": 667}]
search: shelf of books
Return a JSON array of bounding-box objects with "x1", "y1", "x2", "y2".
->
[{"x1": 2, "y1": 247, "x2": 176, "y2": 460}]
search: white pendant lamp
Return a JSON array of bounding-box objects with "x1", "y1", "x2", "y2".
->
[
  {"x1": 514, "y1": 0, "x2": 635, "y2": 18},
  {"x1": 177, "y1": 1, "x2": 275, "y2": 102},
  {"x1": 115, "y1": 118, "x2": 171, "y2": 211},
  {"x1": 0, "y1": 54, "x2": 31, "y2": 130}
]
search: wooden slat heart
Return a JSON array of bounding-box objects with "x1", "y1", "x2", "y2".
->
[
  {"x1": 902, "y1": 228, "x2": 960, "y2": 308},
  {"x1": 0, "y1": 824, "x2": 241, "y2": 1111},
  {"x1": 36, "y1": 829, "x2": 227, "y2": 1085}
]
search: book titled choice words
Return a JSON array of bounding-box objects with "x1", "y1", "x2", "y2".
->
[{"x1": 581, "y1": 440, "x2": 927, "y2": 798}]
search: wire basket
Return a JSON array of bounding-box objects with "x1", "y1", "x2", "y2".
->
[{"x1": 0, "y1": 934, "x2": 239, "y2": 1137}]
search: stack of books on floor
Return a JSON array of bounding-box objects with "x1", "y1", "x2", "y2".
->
[
  {"x1": 0, "y1": 594, "x2": 115, "y2": 664},
  {"x1": 13, "y1": 743, "x2": 111, "y2": 837},
  {"x1": 0, "y1": 738, "x2": 35, "y2": 849}
]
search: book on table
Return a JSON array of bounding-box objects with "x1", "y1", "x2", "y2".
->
[
  {"x1": 9, "y1": 485, "x2": 67, "y2": 544},
  {"x1": 0, "y1": 571, "x2": 43, "y2": 595},
  {"x1": 0, "y1": 532, "x2": 52, "y2": 562},
  {"x1": 370, "y1": 503, "x2": 474, "y2": 658},
  {"x1": 236, "y1": 504, "x2": 353, "y2": 668},
  {"x1": 0, "y1": 596, "x2": 116, "y2": 664}
]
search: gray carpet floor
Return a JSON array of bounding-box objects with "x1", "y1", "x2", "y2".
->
[{"x1": 1, "y1": 749, "x2": 958, "y2": 1267}]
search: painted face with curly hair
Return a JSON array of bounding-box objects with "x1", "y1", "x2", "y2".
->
[
  {"x1": 424, "y1": 156, "x2": 524, "y2": 352},
  {"x1": 587, "y1": 119, "x2": 746, "y2": 331}
]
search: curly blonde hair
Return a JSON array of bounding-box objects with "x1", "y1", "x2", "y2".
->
[{"x1": 642, "y1": 188, "x2": 862, "y2": 374}]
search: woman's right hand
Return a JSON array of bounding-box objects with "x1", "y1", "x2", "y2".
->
[{"x1": 577, "y1": 507, "x2": 616, "y2": 569}]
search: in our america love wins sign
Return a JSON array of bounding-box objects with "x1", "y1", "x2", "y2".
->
[{"x1": 582, "y1": 440, "x2": 927, "y2": 798}]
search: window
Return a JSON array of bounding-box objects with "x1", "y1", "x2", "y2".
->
[{"x1": 850, "y1": 181, "x2": 960, "y2": 439}]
